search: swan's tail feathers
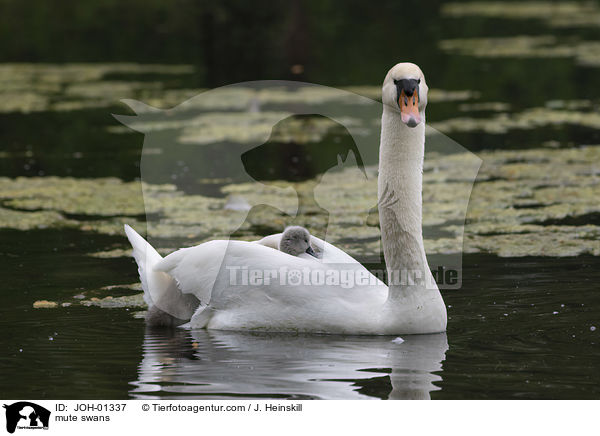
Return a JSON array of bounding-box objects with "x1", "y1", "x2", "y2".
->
[
  {"x1": 189, "y1": 304, "x2": 213, "y2": 329},
  {"x1": 124, "y1": 224, "x2": 161, "y2": 308},
  {"x1": 124, "y1": 224, "x2": 198, "y2": 324}
]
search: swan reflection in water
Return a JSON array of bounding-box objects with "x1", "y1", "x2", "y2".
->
[{"x1": 130, "y1": 329, "x2": 448, "y2": 400}]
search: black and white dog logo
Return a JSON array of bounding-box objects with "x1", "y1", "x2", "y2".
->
[{"x1": 3, "y1": 402, "x2": 50, "y2": 433}]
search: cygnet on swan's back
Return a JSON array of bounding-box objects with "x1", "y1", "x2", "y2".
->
[{"x1": 279, "y1": 226, "x2": 317, "y2": 257}]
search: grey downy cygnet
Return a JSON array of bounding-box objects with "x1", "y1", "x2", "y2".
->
[{"x1": 279, "y1": 226, "x2": 317, "y2": 258}]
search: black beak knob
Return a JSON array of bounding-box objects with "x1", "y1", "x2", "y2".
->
[{"x1": 395, "y1": 78, "x2": 419, "y2": 97}]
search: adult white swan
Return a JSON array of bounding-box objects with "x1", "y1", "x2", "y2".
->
[{"x1": 125, "y1": 62, "x2": 447, "y2": 334}]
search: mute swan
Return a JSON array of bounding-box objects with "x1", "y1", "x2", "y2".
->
[
  {"x1": 125, "y1": 62, "x2": 447, "y2": 334},
  {"x1": 279, "y1": 226, "x2": 318, "y2": 258}
]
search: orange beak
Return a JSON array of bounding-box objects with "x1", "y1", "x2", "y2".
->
[{"x1": 399, "y1": 89, "x2": 421, "y2": 127}]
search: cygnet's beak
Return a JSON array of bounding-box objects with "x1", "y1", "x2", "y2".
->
[{"x1": 305, "y1": 246, "x2": 317, "y2": 257}]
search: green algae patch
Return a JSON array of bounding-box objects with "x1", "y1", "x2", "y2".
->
[
  {"x1": 461, "y1": 146, "x2": 600, "y2": 256},
  {"x1": 439, "y1": 35, "x2": 600, "y2": 67},
  {"x1": 0, "y1": 207, "x2": 75, "y2": 230},
  {"x1": 110, "y1": 85, "x2": 479, "y2": 147},
  {"x1": 214, "y1": 145, "x2": 600, "y2": 258},
  {"x1": 33, "y1": 300, "x2": 58, "y2": 309},
  {"x1": 100, "y1": 283, "x2": 143, "y2": 292},
  {"x1": 0, "y1": 146, "x2": 598, "y2": 259},
  {"x1": 112, "y1": 110, "x2": 359, "y2": 146},
  {"x1": 88, "y1": 248, "x2": 135, "y2": 259},
  {"x1": 32, "y1": 282, "x2": 147, "y2": 312},
  {"x1": 1, "y1": 177, "x2": 147, "y2": 216},
  {"x1": 432, "y1": 107, "x2": 600, "y2": 134},
  {"x1": 118, "y1": 86, "x2": 478, "y2": 118},
  {"x1": 0, "y1": 63, "x2": 194, "y2": 113},
  {"x1": 441, "y1": 2, "x2": 600, "y2": 29},
  {"x1": 80, "y1": 293, "x2": 146, "y2": 309},
  {"x1": 179, "y1": 112, "x2": 339, "y2": 145},
  {"x1": 440, "y1": 36, "x2": 561, "y2": 58},
  {"x1": 344, "y1": 86, "x2": 479, "y2": 103},
  {"x1": 458, "y1": 102, "x2": 510, "y2": 113}
]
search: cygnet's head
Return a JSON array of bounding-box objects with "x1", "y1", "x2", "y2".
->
[
  {"x1": 279, "y1": 226, "x2": 317, "y2": 257},
  {"x1": 381, "y1": 62, "x2": 428, "y2": 128}
]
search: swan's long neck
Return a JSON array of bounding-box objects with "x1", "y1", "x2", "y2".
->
[{"x1": 378, "y1": 107, "x2": 434, "y2": 300}]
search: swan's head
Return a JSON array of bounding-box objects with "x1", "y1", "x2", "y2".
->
[
  {"x1": 279, "y1": 226, "x2": 317, "y2": 257},
  {"x1": 382, "y1": 62, "x2": 428, "y2": 128}
]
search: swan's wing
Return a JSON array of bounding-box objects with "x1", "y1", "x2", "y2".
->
[
  {"x1": 253, "y1": 233, "x2": 384, "y2": 284},
  {"x1": 313, "y1": 236, "x2": 385, "y2": 287},
  {"x1": 154, "y1": 237, "x2": 386, "y2": 330},
  {"x1": 154, "y1": 240, "x2": 230, "y2": 305},
  {"x1": 308, "y1": 235, "x2": 361, "y2": 265},
  {"x1": 254, "y1": 233, "x2": 282, "y2": 249},
  {"x1": 154, "y1": 239, "x2": 390, "y2": 332},
  {"x1": 154, "y1": 239, "x2": 320, "y2": 305},
  {"x1": 254, "y1": 233, "x2": 363, "y2": 264}
]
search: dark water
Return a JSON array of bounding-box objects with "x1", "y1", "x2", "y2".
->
[
  {"x1": 2, "y1": 1, "x2": 600, "y2": 400},
  {"x1": 1, "y1": 227, "x2": 599, "y2": 399}
]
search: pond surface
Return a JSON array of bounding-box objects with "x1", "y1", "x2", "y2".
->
[
  {"x1": 2, "y1": 1, "x2": 600, "y2": 400},
  {"x1": 2, "y1": 240, "x2": 599, "y2": 399}
]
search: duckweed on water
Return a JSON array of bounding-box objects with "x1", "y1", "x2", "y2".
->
[
  {"x1": 439, "y1": 36, "x2": 600, "y2": 67},
  {"x1": 2, "y1": 145, "x2": 598, "y2": 258},
  {"x1": 32, "y1": 281, "x2": 146, "y2": 310},
  {"x1": 458, "y1": 102, "x2": 510, "y2": 113},
  {"x1": 0, "y1": 62, "x2": 480, "y2": 115},
  {"x1": 343, "y1": 87, "x2": 480, "y2": 103},
  {"x1": 80, "y1": 293, "x2": 146, "y2": 308},
  {"x1": 0, "y1": 177, "x2": 147, "y2": 216},
  {"x1": 0, "y1": 63, "x2": 193, "y2": 84},
  {"x1": 32, "y1": 294, "x2": 146, "y2": 310},
  {"x1": 32, "y1": 300, "x2": 58, "y2": 309},
  {"x1": 110, "y1": 86, "x2": 478, "y2": 146},
  {"x1": 178, "y1": 113, "x2": 345, "y2": 145},
  {"x1": 441, "y1": 2, "x2": 600, "y2": 28},
  {"x1": 0, "y1": 63, "x2": 596, "y2": 259},
  {"x1": 111, "y1": 110, "x2": 349, "y2": 147},
  {"x1": 161, "y1": 86, "x2": 479, "y2": 112},
  {"x1": 0, "y1": 63, "x2": 193, "y2": 113},
  {"x1": 432, "y1": 107, "x2": 600, "y2": 134}
]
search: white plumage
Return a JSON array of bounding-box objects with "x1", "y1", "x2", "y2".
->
[{"x1": 125, "y1": 62, "x2": 447, "y2": 334}]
